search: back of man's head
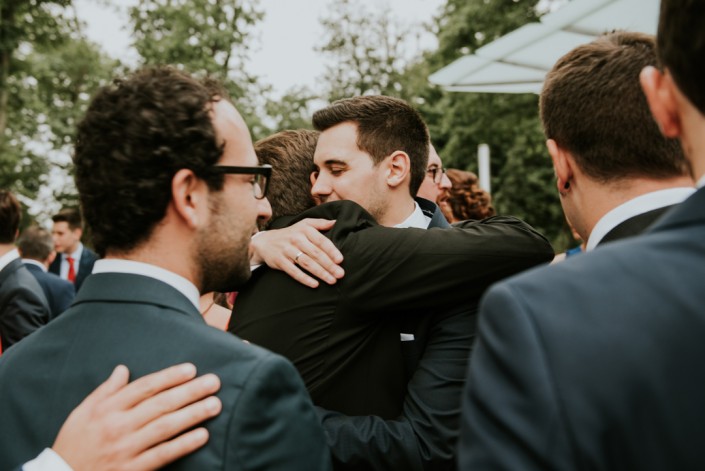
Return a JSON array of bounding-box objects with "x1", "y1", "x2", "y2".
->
[
  {"x1": 540, "y1": 31, "x2": 687, "y2": 183},
  {"x1": 255, "y1": 130, "x2": 319, "y2": 221},
  {"x1": 312, "y1": 95, "x2": 430, "y2": 196},
  {"x1": 51, "y1": 208, "x2": 83, "y2": 231},
  {"x1": 657, "y1": 0, "x2": 705, "y2": 116},
  {"x1": 74, "y1": 66, "x2": 227, "y2": 256},
  {"x1": 17, "y1": 226, "x2": 54, "y2": 262},
  {"x1": 0, "y1": 190, "x2": 21, "y2": 244}
]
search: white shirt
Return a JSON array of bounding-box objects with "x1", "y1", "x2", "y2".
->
[
  {"x1": 22, "y1": 448, "x2": 73, "y2": 471},
  {"x1": 22, "y1": 259, "x2": 47, "y2": 272},
  {"x1": 586, "y1": 187, "x2": 695, "y2": 251},
  {"x1": 394, "y1": 202, "x2": 431, "y2": 229},
  {"x1": 58, "y1": 243, "x2": 85, "y2": 280},
  {"x1": 92, "y1": 259, "x2": 200, "y2": 310},
  {"x1": 0, "y1": 248, "x2": 19, "y2": 272}
]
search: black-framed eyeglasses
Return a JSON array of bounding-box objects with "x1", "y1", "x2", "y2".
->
[
  {"x1": 208, "y1": 164, "x2": 272, "y2": 199},
  {"x1": 426, "y1": 166, "x2": 446, "y2": 184}
]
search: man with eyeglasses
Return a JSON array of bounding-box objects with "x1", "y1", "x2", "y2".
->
[
  {"x1": 417, "y1": 144, "x2": 452, "y2": 205},
  {"x1": 0, "y1": 66, "x2": 331, "y2": 470}
]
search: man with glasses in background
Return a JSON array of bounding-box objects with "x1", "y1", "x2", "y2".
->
[
  {"x1": 0, "y1": 66, "x2": 330, "y2": 471},
  {"x1": 417, "y1": 144, "x2": 452, "y2": 206}
]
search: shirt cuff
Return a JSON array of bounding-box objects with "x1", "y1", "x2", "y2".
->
[{"x1": 23, "y1": 448, "x2": 74, "y2": 471}]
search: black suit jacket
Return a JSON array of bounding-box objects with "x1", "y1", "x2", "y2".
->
[
  {"x1": 0, "y1": 258, "x2": 50, "y2": 351},
  {"x1": 23, "y1": 263, "x2": 75, "y2": 320},
  {"x1": 48, "y1": 246, "x2": 98, "y2": 292},
  {"x1": 0, "y1": 272, "x2": 331, "y2": 470},
  {"x1": 230, "y1": 200, "x2": 554, "y2": 468},
  {"x1": 459, "y1": 187, "x2": 705, "y2": 470}
]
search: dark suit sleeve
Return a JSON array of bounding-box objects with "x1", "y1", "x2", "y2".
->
[
  {"x1": 318, "y1": 306, "x2": 475, "y2": 470},
  {"x1": 457, "y1": 282, "x2": 573, "y2": 471},
  {"x1": 225, "y1": 353, "x2": 332, "y2": 470},
  {"x1": 0, "y1": 284, "x2": 49, "y2": 350},
  {"x1": 341, "y1": 216, "x2": 553, "y2": 315}
]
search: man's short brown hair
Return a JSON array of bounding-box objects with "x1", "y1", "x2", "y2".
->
[
  {"x1": 51, "y1": 208, "x2": 83, "y2": 231},
  {"x1": 657, "y1": 0, "x2": 705, "y2": 116},
  {"x1": 0, "y1": 190, "x2": 21, "y2": 243},
  {"x1": 540, "y1": 31, "x2": 688, "y2": 183},
  {"x1": 255, "y1": 130, "x2": 319, "y2": 221},
  {"x1": 17, "y1": 226, "x2": 54, "y2": 262},
  {"x1": 312, "y1": 95, "x2": 430, "y2": 196}
]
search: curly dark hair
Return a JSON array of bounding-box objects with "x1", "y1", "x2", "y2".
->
[
  {"x1": 312, "y1": 95, "x2": 429, "y2": 196},
  {"x1": 74, "y1": 67, "x2": 228, "y2": 256},
  {"x1": 441, "y1": 169, "x2": 495, "y2": 222}
]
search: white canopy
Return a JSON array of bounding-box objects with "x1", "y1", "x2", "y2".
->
[{"x1": 428, "y1": 0, "x2": 660, "y2": 94}]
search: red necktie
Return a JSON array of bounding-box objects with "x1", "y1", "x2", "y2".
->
[{"x1": 67, "y1": 256, "x2": 76, "y2": 283}]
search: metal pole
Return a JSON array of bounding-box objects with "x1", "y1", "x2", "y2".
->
[{"x1": 478, "y1": 143, "x2": 491, "y2": 193}]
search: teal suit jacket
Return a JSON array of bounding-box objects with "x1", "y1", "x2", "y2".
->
[{"x1": 0, "y1": 272, "x2": 331, "y2": 470}]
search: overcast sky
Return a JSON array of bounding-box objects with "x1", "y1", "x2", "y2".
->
[{"x1": 74, "y1": 0, "x2": 446, "y2": 97}]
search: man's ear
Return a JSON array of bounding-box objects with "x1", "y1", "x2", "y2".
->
[
  {"x1": 640, "y1": 66, "x2": 682, "y2": 139},
  {"x1": 386, "y1": 151, "x2": 410, "y2": 189},
  {"x1": 46, "y1": 250, "x2": 57, "y2": 267},
  {"x1": 546, "y1": 139, "x2": 574, "y2": 193},
  {"x1": 171, "y1": 169, "x2": 207, "y2": 228}
]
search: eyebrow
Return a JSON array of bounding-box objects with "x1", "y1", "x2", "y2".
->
[{"x1": 323, "y1": 159, "x2": 348, "y2": 166}]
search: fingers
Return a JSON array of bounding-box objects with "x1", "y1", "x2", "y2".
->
[
  {"x1": 128, "y1": 373, "x2": 221, "y2": 431},
  {"x1": 111, "y1": 363, "x2": 199, "y2": 410},
  {"x1": 130, "y1": 428, "x2": 210, "y2": 471},
  {"x1": 81, "y1": 365, "x2": 131, "y2": 407},
  {"x1": 131, "y1": 389, "x2": 222, "y2": 453}
]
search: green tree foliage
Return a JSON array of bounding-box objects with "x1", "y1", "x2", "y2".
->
[
  {"x1": 1, "y1": 0, "x2": 118, "y2": 222},
  {"x1": 264, "y1": 86, "x2": 317, "y2": 132},
  {"x1": 410, "y1": 0, "x2": 567, "y2": 247},
  {"x1": 316, "y1": 0, "x2": 415, "y2": 102},
  {"x1": 128, "y1": 0, "x2": 270, "y2": 139}
]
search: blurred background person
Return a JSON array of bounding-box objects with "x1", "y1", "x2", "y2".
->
[
  {"x1": 17, "y1": 226, "x2": 75, "y2": 320},
  {"x1": 441, "y1": 168, "x2": 496, "y2": 222},
  {"x1": 49, "y1": 208, "x2": 98, "y2": 292}
]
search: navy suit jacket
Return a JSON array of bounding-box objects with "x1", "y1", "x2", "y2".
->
[
  {"x1": 459, "y1": 186, "x2": 705, "y2": 470},
  {"x1": 48, "y1": 246, "x2": 98, "y2": 292},
  {"x1": 23, "y1": 263, "x2": 75, "y2": 320},
  {"x1": 0, "y1": 258, "x2": 50, "y2": 351},
  {"x1": 0, "y1": 272, "x2": 331, "y2": 470}
]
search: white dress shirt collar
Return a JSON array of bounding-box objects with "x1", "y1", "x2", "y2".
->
[
  {"x1": 395, "y1": 201, "x2": 431, "y2": 229},
  {"x1": 92, "y1": 259, "x2": 200, "y2": 310},
  {"x1": 0, "y1": 248, "x2": 20, "y2": 272},
  {"x1": 586, "y1": 187, "x2": 695, "y2": 251}
]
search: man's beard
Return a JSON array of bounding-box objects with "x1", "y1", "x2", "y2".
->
[{"x1": 196, "y1": 196, "x2": 253, "y2": 293}]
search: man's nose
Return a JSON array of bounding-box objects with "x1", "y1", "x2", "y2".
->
[
  {"x1": 311, "y1": 174, "x2": 331, "y2": 197},
  {"x1": 440, "y1": 173, "x2": 452, "y2": 190}
]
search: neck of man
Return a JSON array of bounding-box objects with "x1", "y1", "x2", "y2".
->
[
  {"x1": 0, "y1": 243, "x2": 15, "y2": 258},
  {"x1": 376, "y1": 194, "x2": 417, "y2": 227},
  {"x1": 103, "y1": 224, "x2": 200, "y2": 292},
  {"x1": 575, "y1": 174, "x2": 694, "y2": 241},
  {"x1": 65, "y1": 241, "x2": 80, "y2": 255}
]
